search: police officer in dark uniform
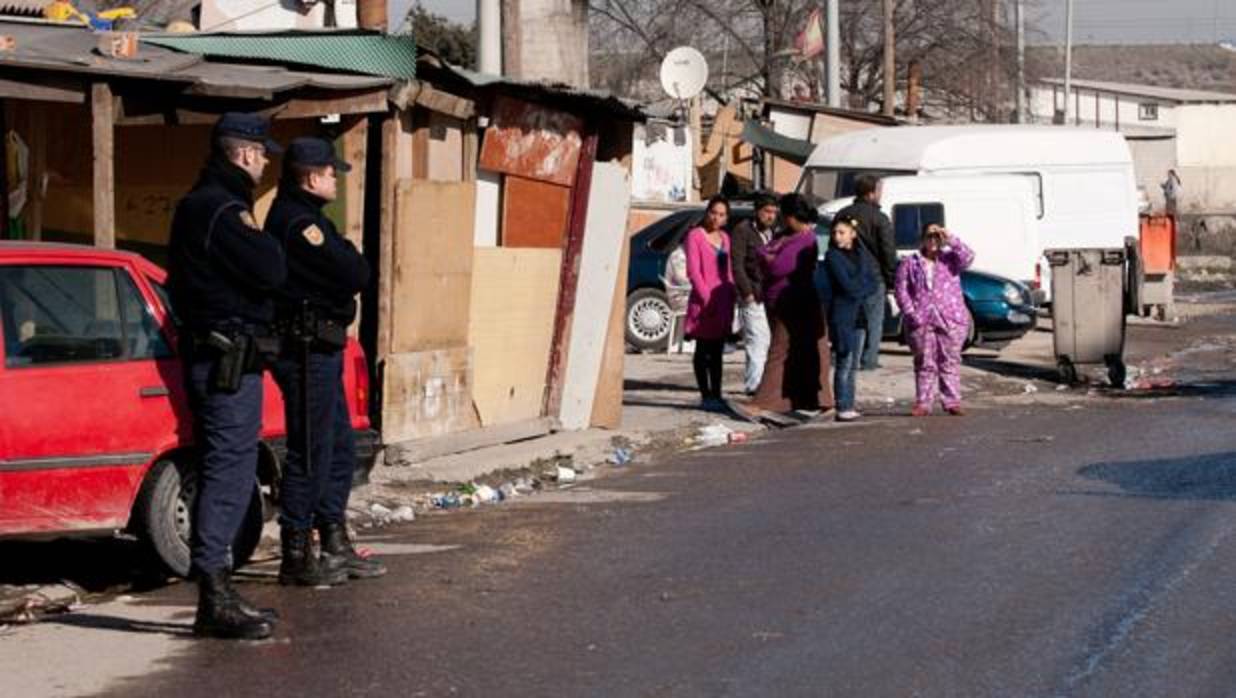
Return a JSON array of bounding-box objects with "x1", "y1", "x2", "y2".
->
[
  {"x1": 167, "y1": 113, "x2": 287, "y2": 640},
  {"x1": 266, "y1": 137, "x2": 386, "y2": 587}
]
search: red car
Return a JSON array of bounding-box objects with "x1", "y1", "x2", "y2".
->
[{"x1": 0, "y1": 242, "x2": 378, "y2": 575}]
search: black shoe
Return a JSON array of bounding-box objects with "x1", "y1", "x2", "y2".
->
[
  {"x1": 318, "y1": 521, "x2": 388, "y2": 579},
  {"x1": 235, "y1": 596, "x2": 279, "y2": 622},
  {"x1": 193, "y1": 569, "x2": 274, "y2": 640},
  {"x1": 279, "y1": 527, "x2": 348, "y2": 587}
]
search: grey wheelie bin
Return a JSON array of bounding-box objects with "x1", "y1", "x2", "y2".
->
[{"x1": 1046, "y1": 248, "x2": 1128, "y2": 386}]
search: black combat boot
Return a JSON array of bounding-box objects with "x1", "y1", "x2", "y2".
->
[
  {"x1": 279, "y1": 526, "x2": 347, "y2": 586},
  {"x1": 193, "y1": 569, "x2": 274, "y2": 640},
  {"x1": 318, "y1": 521, "x2": 387, "y2": 579}
]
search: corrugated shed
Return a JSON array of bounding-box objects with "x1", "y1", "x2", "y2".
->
[
  {"x1": 0, "y1": 1, "x2": 50, "y2": 16},
  {"x1": 142, "y1": 30, "x2": 417, "y2": 79}
]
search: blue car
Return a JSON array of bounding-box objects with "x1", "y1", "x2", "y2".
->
[{"x1": 625, "y1": 206, "x2": 1038, "y2": 352}]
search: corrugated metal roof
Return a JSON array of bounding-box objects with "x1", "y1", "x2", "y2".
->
[
  {"x1": 142, "y1": 29, "x2": 417, "y2": 79},
  {"x1": 0, "y1": 20, "x2": 395, "y2": 100},
  {"x1": 1040, "y1": 77, "x2": 1236, "y2": 104},
  {"x1": 0, "y1": 1, "x2": 50, "y2": 16}
]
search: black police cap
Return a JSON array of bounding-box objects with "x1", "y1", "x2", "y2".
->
[
  {"x1": 213, "y1": 112, "x2": 283, "y2": 155},
  {"x1": 285, "y1": 137, "x2": 352, "y2": 173}
]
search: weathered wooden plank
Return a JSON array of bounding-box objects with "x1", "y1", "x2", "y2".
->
[
  {"x1": 380, "y1": 348, "x2": 479, "y2": 444},
  {"x1": 0, "y1": 76, "x2": 85, "y2": 104},
  {"x1": 390, "y1": 180, "x2": 476, "y2": 353},
  {"x1": 478, "y1": 96, "x2": 583, "y2": 187},
  {"x1": 273, "y1": 89, "x2": 389, "y2": 119},
  {"x1": 469, "y1": 247, "x2": 562, "y2": 426},
  {"x1": 385, "y1": 417, "x2": 555, "y2": 464},
  {"x1": 342, "y1": 115, "x2": 368, "y2": 337},
  {"x1": 589, "y1": 204, "x2": 632, "y2": 429},
  {"x1": 542, "y1": 131, "x2": 598, "y2": 419},
  {"x1": 91, "y1": 83, "x2": 115, "y2": 249},
  {"x1": 376, "y1": 114, "x2": 398, "y2": 363},
  {"x1": 559, "y1": 162, "x2": 631, "y2": 430}
]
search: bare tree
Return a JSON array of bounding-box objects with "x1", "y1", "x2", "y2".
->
[{"x1": 591, "y1": 0, "x2": 1029, "y2": 121}]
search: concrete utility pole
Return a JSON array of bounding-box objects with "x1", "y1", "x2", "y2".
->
[
  {"x1": 1016, "y1": 0, "x2": 1026, "y2": 123},
  {"x1": 477, "y1": 0, "x2": 502, "y2": 74},
  {"x1": 1063, "y1": 0, "x2": 1074, "y2": 124},
  {"x1": 882, "y1": 0, "x2": 895, "y2": 116},
  {"x1": 826, "y1": 0, "x2": 841, "y2": 107}
]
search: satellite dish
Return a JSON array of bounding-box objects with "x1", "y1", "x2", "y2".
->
[{"x1": 660, "y1": 46, "x2": 709, "y2": 100}]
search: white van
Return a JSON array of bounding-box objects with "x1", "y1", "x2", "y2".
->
[
  {"x1": 820, "y1": 174, "x2": 1042, "y2": 295},
  {"x1": 799, "y1": 126, "x2": 1140, "y2": 299}
]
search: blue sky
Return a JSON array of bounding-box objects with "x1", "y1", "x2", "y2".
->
[{"x1": 418, "y1": 1, "x2": 1236, "y2": 45}]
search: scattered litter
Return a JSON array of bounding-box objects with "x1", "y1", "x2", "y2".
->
[
  {"x1": 474, "y1": 485, "x2": 499, "y2": 504},
  {"x1": 499, "y1": 482, "x2": 518, "y2": 499},
  {"x1": 514, "y1": 478, "x2": 535, "y2": 494},
  {"x1": 608, "y1": 447, "x2": 634, "y2": 466},
  {"x1": 909, "y1": 428, "x2": 923, "y2": 435},
  {"x1": 390, "y1": 505, "x2": 415, "y2": 523},
  {"x1": 556, "y1": 466, "x2": 577, "y2": 483},
  {"x1": 368, "y1": 502, "x2": 392, "y2": 520},
  {"x1": 1023, "y1": 384, "x2": 1039, "y2": 394},
  {"x1": 695, "y1": 423, "x2": 735, "y2": 447},
  {"x1": 431, "y1": 493, "x2": 461, "y2": 509},
  {"x1": 884, "y1": 397, "x2": 896, "y2": 405},
  {"x1": 1055, "y1": 384, "x2": 1068, "y2": 392},
  {"x1": 728, "y1": 431, "x2": 749, "y2": 444}
]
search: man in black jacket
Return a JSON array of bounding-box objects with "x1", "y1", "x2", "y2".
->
[
  {"x1": 168, "y1": 113, "x2": 286, "y2": 640},
  {"x1": 266, "y1": 138, "x2": 385, "y2": 588},
  {"x1": 729, "y1": 192, "x2": 779, "y2": 393},
  {"x1": 834, "y1": 174, "x2": 898, "y2": 370}
]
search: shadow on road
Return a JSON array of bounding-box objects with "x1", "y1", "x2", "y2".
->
[
  {"x1": 0, "y1": 538, "x2": 170, "y2": 593},
  {"x1": 963, "y1": 355, "x2": 1061, "y2": 383},
  {"x1": 42, "y1": 612, "x2": 192, "y2": 637},
  {"x1": 1077, "y1": 451, "x2": 1236, "y2": 502}
]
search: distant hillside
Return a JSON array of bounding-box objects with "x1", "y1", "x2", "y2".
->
[{"x1": 1028, "y1": 44, "x2": 1236, "y2": 94}]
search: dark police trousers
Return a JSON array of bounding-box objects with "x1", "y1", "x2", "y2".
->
[
  {"x1": 272, "y1": 350, "x2": 355, "y2": 530},
  {"x1": 186, "y1": 359, "x2": 263, "y2": 575}
]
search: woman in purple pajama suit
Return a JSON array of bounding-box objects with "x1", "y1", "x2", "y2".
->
[{"x1": 893, "y1": 224, "x2": 975, "y2": 416}]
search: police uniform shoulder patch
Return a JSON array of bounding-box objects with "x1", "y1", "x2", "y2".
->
[
  {"x1": 303, "y1": 224, "x2": 325, "y2": 247},
  {"x1": 238, "y1": 210, "x2": 259, "y2": 231}
]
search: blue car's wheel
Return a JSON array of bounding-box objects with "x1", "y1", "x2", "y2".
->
[{"x1": 626, "y1": 288, "x2": 673, "y2": 352}]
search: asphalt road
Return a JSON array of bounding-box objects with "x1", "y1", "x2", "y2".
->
[{"x1": 66, "y1": 349, "x2": 1236, "y2": 697}]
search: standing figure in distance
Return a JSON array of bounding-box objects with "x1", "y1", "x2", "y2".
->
[{"x1": 895, "y1": 224, "x2": 975, "y2": 416}]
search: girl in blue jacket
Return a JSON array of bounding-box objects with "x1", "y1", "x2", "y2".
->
[{"x1": 825, "y1": 217, "x2": 879, "y2": 421}]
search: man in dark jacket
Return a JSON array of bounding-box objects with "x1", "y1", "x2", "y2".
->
[
  {"x1": 266, "y1": 138, "x2": 385, "y2": 588},
  {"x1": 834, "y1": 174, "x2": 898, "y2": 370},
  {"x1": 729, "y1": 192, "x2": 779, "y2": 393},
  {"x1": 168, "y1": 113, "x2": 286, "y2": 640}
]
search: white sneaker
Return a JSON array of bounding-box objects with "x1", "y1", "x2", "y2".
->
[{"x1": 836, "y1": 410, "x2": 861, "y2": 422}]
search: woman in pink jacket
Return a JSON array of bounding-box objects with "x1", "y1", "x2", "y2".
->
[
  {"x1": 683, "y1": 196, "x2": 737, "y2": 408},
  {"x1": 894, "y1": 224, "x2": 975, "y2": 416}
]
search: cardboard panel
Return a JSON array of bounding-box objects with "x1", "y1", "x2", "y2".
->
[
  {"x1": 558, "y1": 162, "x2": 630, "y2": 430},
  {"x1": 391, "y1": 180, "x2": 476, "y2": 353},
  {"x1": 501, "y1": 175, "x2": 571, "y2": 248},
  {"x1": 478, "y1": 96, "x2": 583, "y2": 187},
  {"x1": 427, "y1": 112, "x2": 464, "y2": 182},
  {"x1": 468, "y1": 247, "x2": 562, "y2": 426},
  {"x1": 380, "y1": 348, "x2": 478, "y2": 444},
  {"x1": 590, "y1": 204, "x2": 633, "y2": 429}
]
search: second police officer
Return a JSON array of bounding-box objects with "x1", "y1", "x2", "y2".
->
[
  {"x1": 266, "y1": 137, "x2": 387, "y2": 586},
  {"x1": 167, "y1": 113, "x2": 286, "y2": 640}
]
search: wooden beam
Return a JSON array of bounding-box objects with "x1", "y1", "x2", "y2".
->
[
  {"x1": 92, "y1": 83, "x2": 115, "y2": 249},
  {"x1": 342, "y1": 115, "x2": 368, "y2": 338},
  {"x1": 273, "y1": 89, "x2": 389, "y2": 120},
  {"x1": 28, "y1": 101, "x2": 46, "y2": 241},
  {"x1": 542, "y1": 130, "x2": 598, "y2": 418},
  {"x1": 376, "y1": 113, "x2": 398, "y2": 363},
  {"x1": 462, "y1": 117, "x2": 478, "y2": 183},
  {"x1": 0, "y1": 76, "x2": 86, "y2": 104}
]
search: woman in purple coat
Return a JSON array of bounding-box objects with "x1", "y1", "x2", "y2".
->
[
  {"x1": 893, "y1": 224, "x2": 976, "y2": 416},
  {"x1": 684, "y1": 196, "x2": 737, "y2": 407},
  {"x1": 749, "y1": 193, "x2": 833, "y2": 414}
]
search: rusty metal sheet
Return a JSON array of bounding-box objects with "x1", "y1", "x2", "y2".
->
[{"x1": 478, "y1": 96, "x2": 583, "y2": 187}]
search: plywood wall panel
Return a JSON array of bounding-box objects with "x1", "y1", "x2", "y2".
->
[
  {"x1": 381, "y1": 348, "x2": 479, "y2": 444},
  {"x1": 478, "y1": 96, "x2": 583, "y2": 187},
  {"x1": 391, "y1": 180, "x2": 476, "y2": 353},
  {"x1": 468, "y1": 247, "x2": 562, "y2": 426},
  {"x1": 500, "y1": 175, "x2": 571, "y2": 248}
]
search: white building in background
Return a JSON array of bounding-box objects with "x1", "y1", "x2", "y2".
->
[{"x1": 1028, "y1": 78, "x2": 1236, "y2": 214}]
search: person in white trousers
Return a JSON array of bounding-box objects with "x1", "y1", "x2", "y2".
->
[{"x1": 729, "y1": 193, "x2": 780, "y2": 394}]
